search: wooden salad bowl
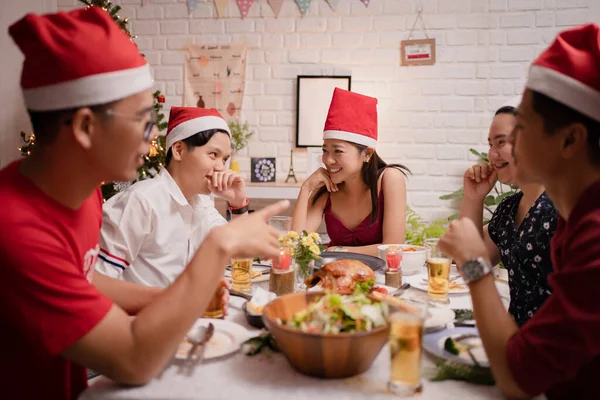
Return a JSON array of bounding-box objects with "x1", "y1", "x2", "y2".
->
[{"x1": 262, "y1": 291, "x2": 389, "y2": 379}]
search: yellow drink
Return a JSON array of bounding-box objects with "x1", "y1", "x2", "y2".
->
[
  {"x1": 388, "y1": 312, "x2": 424, "y2": 396},
  {"x1": 427, "y1": 257, "x2": 451, "y2": 302},
  {"x1": 232, "y1": 258, "x2": 252, "y2": 293}
]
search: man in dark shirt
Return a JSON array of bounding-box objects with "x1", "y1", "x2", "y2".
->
[{"x1": 438, "y1": 23, "x2": 600, "y2": 399}]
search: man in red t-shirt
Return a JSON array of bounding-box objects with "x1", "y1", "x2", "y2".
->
[
  {"x1": 438, "y1": 24, "x2": 600, "y2": 399},
  {"x1": 0, "y1": 8, "x2": 287, "y2": 400}
]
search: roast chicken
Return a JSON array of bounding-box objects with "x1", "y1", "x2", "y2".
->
[{"x1": 305, "y1": 259, "x2": 375, "y2": 294}]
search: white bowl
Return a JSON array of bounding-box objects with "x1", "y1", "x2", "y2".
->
[{"x1": 377, "y1": 244, "x2": 426, "y2": 276}]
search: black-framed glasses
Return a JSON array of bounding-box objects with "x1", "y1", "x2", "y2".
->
[{"x1": 105, "y1": 108, "x2": 158, "y2": 142}]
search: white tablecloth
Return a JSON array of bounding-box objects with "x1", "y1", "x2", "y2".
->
[{"x1": 81, "y1": 271, "x2": 510, "y2": 400}]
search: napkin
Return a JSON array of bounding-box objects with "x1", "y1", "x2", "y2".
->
[{"x1": 247, "y1": 288, "x2": 276, "y2": 315}]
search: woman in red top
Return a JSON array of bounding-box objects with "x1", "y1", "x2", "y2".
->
[{"x1": 291, "y1": 89, "x2": 409, "y2": 257}]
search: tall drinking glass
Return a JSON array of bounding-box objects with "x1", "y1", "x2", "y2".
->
[
  {"x1": 388, "y1": 298, "x2": 428, "y2": 396},
  {"x1": 231, "y1": 258, "x2": 252, "y2": 294},
  {"x1": 268, "y1": 216, "x2": 292, "y2": 236},
  {"x1": 425, "y1": 238, "x2": 451, "y2": 304}
]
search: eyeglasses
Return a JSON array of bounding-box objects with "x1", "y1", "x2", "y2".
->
[{"x1": 104, "y1": 108, "x2": 158, "y2": 142}]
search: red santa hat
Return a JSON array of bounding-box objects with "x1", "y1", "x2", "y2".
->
[
  {"x1": 323, "y1": 88, "x2": 378, "y2": 148},
  {"x1": 9, "y1": 7, "x2": 153, "y2": 112},
  {"x1": 166, "y1": 107, "x2": 231, "y2": 150},
  {"x1": 526, "y1": 23, "x2": 600, "y2": 122}
]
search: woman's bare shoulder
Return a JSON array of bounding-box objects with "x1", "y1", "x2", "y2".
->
[{"x1": 379, "y1": 167, "x2": 407, "y2": 191}]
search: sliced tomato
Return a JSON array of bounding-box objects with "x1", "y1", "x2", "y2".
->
[{"x1": 373, "y1": 286, "x2": 388, "y2": 294}]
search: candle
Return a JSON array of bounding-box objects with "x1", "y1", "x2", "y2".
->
[
  {"x1": 272, "y1": 250, "x2": 291, "y2": 271},
  {"x1": 386, "y1": 252, "x2": 402, "y2": 272}
]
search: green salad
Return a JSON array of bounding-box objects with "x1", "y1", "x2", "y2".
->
[{"x1": 283, "y1": 292, "x2": 389, "y2": 334}]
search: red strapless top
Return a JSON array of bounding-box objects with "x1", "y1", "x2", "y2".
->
[{"x1": 324, "y1": 188, "x2": 384, "y2": 247}]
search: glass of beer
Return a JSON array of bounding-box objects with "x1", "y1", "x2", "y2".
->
[
  {"x1": 203, "y1": 281, "x2": 225, "y2": 319},
  {"x1": 231, "y1": 257, "x2": 252, "y2": 294},
  {"x1": 425, "y1": 238, "x2": 451, "y2": 304},
  {"x1": 388, "y1": 298, "x2": 427, "y2": 396}
]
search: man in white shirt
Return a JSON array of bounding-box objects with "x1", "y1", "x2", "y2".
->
[{"x1": 96, "y1": 107, "x2": 250, "y2": 287}]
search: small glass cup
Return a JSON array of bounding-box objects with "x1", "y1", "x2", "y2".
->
[
  {"x1": 384, "y1": 245, "x2": 404, "y2": 272},
  {"x1": 231, "y1": 257, "x2": 253, "y2": 294},
  {"x1": 203, "y1": 281, "x2": 225, "y2": 319},
  {"x1": 388, "y1": 298, "x2": 428, "y2": 397},
  {"x1": 271, "y1": 246, "x2": 292, "y2": 274},
  {"x1": 425, "y1": 239, "x2": 451, "y2": 304},
  {"x1": 268, "y1": 216, "x2": 292, "y2": 236}
]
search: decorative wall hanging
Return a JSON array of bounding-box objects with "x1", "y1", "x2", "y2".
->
[
  {"x1": 267, "y1": 0, "x2": 284, "y2": 17},
  {"x1": 295, "y1": 0, "x2": 312, "y2": 16},
  {"x1": 251, "y1": 158, "x2": 277, "y2": 183},
  {"x1": 325, "y1": 0, "x2": 340, "y2": 11},
  {"x1": 214, "y1": 0, "x2": 230, "y2": 18},
  {"x1": 295, "y1": 75, "x2": 351, "y2": 148},
  {"x1": 183, "y1": 43, "x2": 248, "y2": 122},
  {"x1": 400, "y1": 9, "x2": 436, "y2": 66},
  {"x1": 236, "y1": 0, "x2": 254, "y2": 19}
]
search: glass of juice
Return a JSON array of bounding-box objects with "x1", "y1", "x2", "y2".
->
[
  {"x1": 425, "y1": 238, "x2": 451, "y2": 304},
  {"x1": 231, "y1": 257, "x2": 252, "y2": 294},
  {"x1": 388, "y1": 298, "x2": 428, "y2": 396},
  {"x1": 203, "y1": 281, "x2": 225, "y2": 319}
]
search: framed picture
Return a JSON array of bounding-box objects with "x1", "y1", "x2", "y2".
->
[
  {"x1": 295, "y1": 75, "x2": 351, "y2": 148},
  {"x1": 306, "y1": 147, "x2": 325, "y2": 177},
  {"x1": 251, "y1": 157, "x2": 276, "y2": 183},
  {"x1": 400, "y1": 38, "x2": 436, "y2": 66}
]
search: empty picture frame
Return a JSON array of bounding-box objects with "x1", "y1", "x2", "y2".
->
[{"x1": 295, "y1": 75, "x2": 351, "y2": 148}]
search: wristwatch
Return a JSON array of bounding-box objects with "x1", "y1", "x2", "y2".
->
[{"x1": 461, "y1": 257, "x2": 493, "y2": 285}]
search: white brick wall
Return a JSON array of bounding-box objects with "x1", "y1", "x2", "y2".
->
[{"x1": 44, "y1": 0, "x2": 598, "y2": 221}]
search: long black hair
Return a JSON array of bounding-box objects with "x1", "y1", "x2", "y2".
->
[
  {"x1": 165, "y1": 128, "x2": 230, "y2": 166},
  {"x1": 312, "y1": 143, "x2": 410, "y2": 223}
]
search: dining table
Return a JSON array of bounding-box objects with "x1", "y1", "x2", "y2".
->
[{"x1": 81, "y1": 269, "x2": 515, "y2": 400}]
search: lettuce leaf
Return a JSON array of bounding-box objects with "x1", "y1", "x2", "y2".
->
[{"x1": 355, "y1": 279, "x2": 375, "y2": 294}]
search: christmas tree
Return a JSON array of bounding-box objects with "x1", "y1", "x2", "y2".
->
[{"x1": 19, "y1": 0, "x2": 169, "y2": 201}]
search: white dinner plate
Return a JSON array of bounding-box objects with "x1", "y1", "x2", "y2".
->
[
  {"x1": 411, "y1": 277, "x2": 470, "y2": 294},
  {"x1": 176, "y1": 319, "x2": 250, "y2": 360},
  {"x1": 424, "y1": 307, "x2": 455, "y2": 331},
  {"x1": 423, "y1": 327, "x2": 489, "y2": 368}
]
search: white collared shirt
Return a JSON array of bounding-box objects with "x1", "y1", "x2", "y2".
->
[{"x1": 96, "y1": 168, "x2": 226, "y2": 287}]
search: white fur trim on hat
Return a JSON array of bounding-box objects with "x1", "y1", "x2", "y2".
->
[
  {"x1": 22, "y1": 64, "x2": 153, "y2": 111},
  {"x1": 323, "y1": 130, "x2": 377, "y2": 148},
  {"x1": 166, "y1": 116, "x2": 231, "y2": 150},
  {"x1": 526, "y1": 64, "x2": 600, "y2": 122}
]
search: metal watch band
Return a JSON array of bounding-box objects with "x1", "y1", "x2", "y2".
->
[{"x1": 462, "y1": 257, "x2": 493, "y2": 285}]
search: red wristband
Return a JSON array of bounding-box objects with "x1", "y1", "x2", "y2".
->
[{"x1": 228, "y1": 197, "x2": 249, "y2": 211}]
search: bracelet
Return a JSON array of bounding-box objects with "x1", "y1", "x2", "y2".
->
[{"x1": 228, "y1": 198, "x2": 249, "y2": 214}]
